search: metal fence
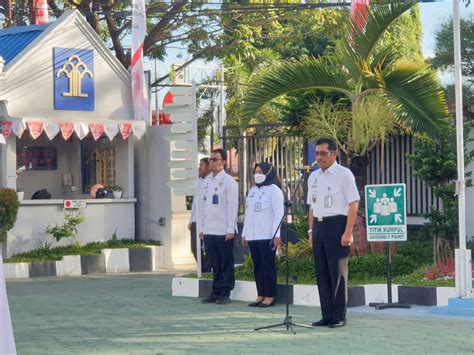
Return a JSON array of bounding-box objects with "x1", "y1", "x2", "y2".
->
[
  {"x1": 223, "y1": 124, "x2": 439, "y2": 217},
  {"x1": 222, "y1": 123, "x2": 307, "y2": 212}
]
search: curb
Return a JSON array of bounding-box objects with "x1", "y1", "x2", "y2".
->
[
  {"x1": 171, "y1": 276, "x2": 455, "y2": 307},
  {"x1": 4, "y1": 246, "x2": 163, "y2": 279}
]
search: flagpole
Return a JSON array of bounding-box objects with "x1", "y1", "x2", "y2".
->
[{"x1": 453, "y1": 0, "x2": 472, "y2": 299}]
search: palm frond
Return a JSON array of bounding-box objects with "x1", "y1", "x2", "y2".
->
[
  {"x1": 339, "y1": 1, "x2": 416, "y2": 76},
  {"x1": 241, "y1": 58, "x2": 352, "y2": 126},
  {"x1": 382, "y1": 64, "x2": 449, "y2": 138}
]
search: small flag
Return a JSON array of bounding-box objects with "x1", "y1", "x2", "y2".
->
[{"x1": 34, "y1": 0, "x2": 49, "y2": 25}]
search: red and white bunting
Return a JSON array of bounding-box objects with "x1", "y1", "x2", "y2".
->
[
  {"x1": 44, "y1": 122, "x2": 60, "y2": 140},
  {"x1": 34, "y1": 0, "x2": 49, "y2": 25},
  {"x1": 351, "y1": 0, "x2": 370, "y2": 32},
  {"x1": 59, "y1": 122, "x2": 74, "y2": 140},
  {"x1": 27, "y1": 121, "x2": 44, "y2": 140},
  {"x1": 104, "y1": 122, "x2": 119, "y2": 140},
  {"x1": 89, "y1": 123, "x2": 105, "y2": 141},
  {"x1": 74, "y1": 122, "x2": 89, "y2": 140},
  {"x1": 1, "y1": 121, "x2": 12, "y2": 138},
  {"x1": 132, "y1": 121, "x2": 146, "y2": 139},
  {"x1": 119, "y1": 122, "x2": 132, "y2": 140},
  {"x1": 12, "y1": 120, "x2": 26, "y2": 138}
]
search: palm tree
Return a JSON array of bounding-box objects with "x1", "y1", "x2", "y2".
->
[{"x1": 241, "y1": 1, "x2": 449, "y2": 217}]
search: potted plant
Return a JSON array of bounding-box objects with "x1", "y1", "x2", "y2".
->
[
  {"x1": 16, "y1": 187, "x2": 24, "y2": 201},
  {"x1": 110, "y1": 185, "x2": 123, "y2": 199}
]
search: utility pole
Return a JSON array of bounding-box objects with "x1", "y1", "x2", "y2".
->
[{"x1": 6, "y1": 0, "x2": 13, "y2": 27}]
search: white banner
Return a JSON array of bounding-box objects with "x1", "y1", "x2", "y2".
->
[
  {"x1": 132, "y1": 121, "x2": 146, "y2": 139},
  {"x1": 0, "y1": 254, "x2": 17, "y2": 355},
  {"x1": 131, "y1": 0, "x2": 149, "y2": 123},
  {"x1": 104, "y1": 121, "x2": 119, "y2": 140},
  {"x1": 43, "y1": 122, "x2": 60, "y2": 140},
  {"x1": 74, "y1": 122, "x2": 89, "y2": 140}
]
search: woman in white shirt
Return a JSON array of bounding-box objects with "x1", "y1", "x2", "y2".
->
[{"x1": 242, "y1": 162, "x2": 284, "y2": 307}]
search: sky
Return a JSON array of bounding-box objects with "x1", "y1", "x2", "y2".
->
[{"x1": 148, "y1": 1, "x2": 474, "y2": 110}]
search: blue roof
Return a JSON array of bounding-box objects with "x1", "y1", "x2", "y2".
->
[{"x1": 0, "y1": 25, "x2": 48, "y2": 64}]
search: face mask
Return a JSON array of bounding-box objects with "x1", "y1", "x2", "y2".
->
[{"x1": 254, "y1": 173, "x2": 266, "y2": 184}]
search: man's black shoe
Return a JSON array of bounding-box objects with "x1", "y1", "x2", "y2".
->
[
  {"x1": 216, "y1": 296, "x2": 232, "y2": 305},
  {"x1": 201, "y1": 295, "x2": 218, "y2": 304},
  {"x1": 329, "y1": 320, "x2": 346, "y2": 328},
  {"x1": 311, "y1": 319, "x2": 332, "y2": 327}
]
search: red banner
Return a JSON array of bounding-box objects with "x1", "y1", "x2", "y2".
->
[
  {"x1": 34, "y1": 0, "x2": 49, "y2": 25},
  {"x1": 27, "y1": 121, "x2": 44, "y2": 140},
  {"x1": 119, "y1": 123, "x2": 132, "y2": 140},
  {"x1": 89, "y1": 123, "x2": 105, "y2": 141},
  {"x1": 59, "y1": 122, "x2": 74, "y2": 140},
  {"x1": 1, "y1": 121, "x2": 12, "y2": 138},
  {"x1": 351, "y1": 0, "x2": 370, "y2": 32}
]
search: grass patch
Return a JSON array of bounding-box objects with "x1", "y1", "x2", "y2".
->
[{"x1": 5, "y1": 239, "x2": 161, "y2": 263}]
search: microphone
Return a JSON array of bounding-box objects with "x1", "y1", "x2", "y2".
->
[{"x1": 294, "y1": 165, "x2": 314, "y2": 173}]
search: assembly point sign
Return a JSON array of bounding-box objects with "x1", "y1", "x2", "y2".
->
[{"x1": 365, "y1": 183, "x2": 407, "y2": 242}]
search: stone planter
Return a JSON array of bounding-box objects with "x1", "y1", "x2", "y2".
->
[
  {"x1": 80, "y1": 254, "x2": 106, "y2": 275},
  {"x1": 129, "y1": 248, "x2": 154, "y2": 272},
  {"x1": 101, "y1": 248, "x2": 130, "y2": 273},
  {"x1": 29, "y1": 261, "x2": 57, "y2": 277},
  {"x1": 3, "y1": 262, "x2": 29, "y2": 279},
  {"x1": 398, "y1": 286, "x2": 437, "y2": 306},
  {"x1": 148, "y1": 245, "x2": 164, "y2": 270},
  {"x1": 56, "y1": 255, "x2": 81, "y2": 276}
]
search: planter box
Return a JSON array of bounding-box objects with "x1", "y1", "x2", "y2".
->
[
  {"x1": 101, "y1": 248, "x2": 130, "y2": 274},
  {"x1": 172, "y1": 276, "x2": 199, "y2": 297},
  {"x1": 56, "y1": 255, "x2": 81, "y2": 276},
  {"x1": 363, "y1": 284, "x2": 399, "y2": 304},
  {"x1": 293, "y1": 284, "x2": 320, "y2": 307},
  {"x1": 4, "y1": 262, "x2": 29, "y2": 279},
  {"x1": 347, "y1": 286, "x2": 365, "y2": 307},
  {"x1": 129, "y1": 248, "x2": 154, "y2": 272},
  {"x1": 80, "y1": 254, "x2": 106, "y2": 275},
  {"x1": 148, "y1": 246, "x2": 164, "y2": 270},
  {"x1": 398, "y1": 286, "x2": 437, "y2": 306},
  {"x1": 29, "y1": 261, "x2": 57, "y2": 277}
]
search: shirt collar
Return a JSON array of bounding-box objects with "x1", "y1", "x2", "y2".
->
[
  {"x1": 320, "y1": 161, "x2": 338, "y2": 175},
  {"x1": 212, "y1": 169, "x2": 225, "y2": 179}
]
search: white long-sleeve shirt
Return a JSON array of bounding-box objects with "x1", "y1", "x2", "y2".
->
[
  {"x1": 198, "y1": 169, "x2": 239, "y2": 235},
  {"x1": 189, "y1": 174, "x2": 210, "y2": 224},
  {"x1": 242, "y1": 184, "x2": 284, "y2": 241}
]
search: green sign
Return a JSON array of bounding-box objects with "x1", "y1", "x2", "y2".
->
[{"x1": 365, "y1": 184, "x2": 407, "y2": 242}]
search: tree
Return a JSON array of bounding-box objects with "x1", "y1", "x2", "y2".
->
[
  {"x1": 407, "y1": 125, "x2": 473, "y2": 264},
  {"x1": 432, "y1": 15, "x2": 474, "y2": 120},
  {"x1": 241, "y1": 1, "x2": 449, "y2": 216},
  {"x1": 0, "y1": 188, "x2": 20, "y2": 259}
]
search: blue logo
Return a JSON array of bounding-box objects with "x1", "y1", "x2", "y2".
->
[{"x1": 54, "y1": 48, "x2": 94, "y2": 111}]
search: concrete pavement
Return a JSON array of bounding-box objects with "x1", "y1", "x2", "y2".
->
[{"x1": 6, "y1": 274, "x2": 474, "y2": 354}]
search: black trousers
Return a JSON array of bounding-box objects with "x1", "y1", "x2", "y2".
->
[
  {"x1": 190, "y1": 222, "x2": 211, "y2": 273},
  {"x1": 248, "y1": 239, "x2": 277, "y2": 297},
  {"x1": 204, "y1": 234, "x2": 235, "y2": 297},
  {"x1": 312, "y1": 215, "x2": 350, "y2": 322}
]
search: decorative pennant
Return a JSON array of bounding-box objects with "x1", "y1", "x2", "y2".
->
[
  {"x1": 1, "y1": 121, "x2": 12, "y2": 138},
  {"x1": 12, "y1": 119, "x2": 26, "y2": 138},
  {"x1": 104, "y1": 121, "x2": 119, "y2": 140},
  {"x1": 43, "y1": 122, "x2": 60, "y2": 140},
  {"x1": 27, "y1": 121, "x2": 44, "y2": 140},
  {"x1": 132, "y1": 121, "x2": 146, "y2": 139},
  {"x1": 59, "y1": 122, "x2": 74, "y2": 140},
  {"x1": 89, "y1": 122, "x2": 105, "y2": 141},
  {"x1": 74, "y1": 122, "x2": 89, "y2": 140},
  {"x1": 119, "y1": 122, "x2": 132, "y2": 140},
  {"x1": 0, "y1": 134, "x2": 5, "y2": 144}
]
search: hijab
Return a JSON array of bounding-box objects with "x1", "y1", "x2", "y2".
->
[{"x1": 254, "y1": 162, "x2": 282, "y2": 189}]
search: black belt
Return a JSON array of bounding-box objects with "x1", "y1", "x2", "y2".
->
[{"x1": 314, "y1": 215, "x2": 346, "y2": 223}]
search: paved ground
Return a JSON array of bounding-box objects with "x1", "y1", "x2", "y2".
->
[{"x1": 6, "y1": 274, "x2": 474, "y2": 354}]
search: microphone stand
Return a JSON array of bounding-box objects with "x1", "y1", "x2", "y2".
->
[{"x1": 255, "y1": 167, "x2": 315, "y2": 333}]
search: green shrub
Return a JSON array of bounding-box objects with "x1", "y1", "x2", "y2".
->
[
  {"x1": 0, "y1": 188, "x2": 20, "y2": 243},
  {"x1": 46, "y1": 211, "x2": 85, "y2": 242}
]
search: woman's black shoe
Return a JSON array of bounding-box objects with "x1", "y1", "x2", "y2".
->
[
  {"x1": 311, "y1": 319, "x2": 332, "y2": 327},
  {"x1": 258, "y1": 300, "x2": 276, "y2": 308},
  {"x1": 248, "y1": 301, "x2": 262, "y2": 307}
]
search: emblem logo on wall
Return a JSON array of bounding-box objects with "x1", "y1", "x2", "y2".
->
[{"x1": 54, "y1": 48, "x2": 94, "y2": 111}]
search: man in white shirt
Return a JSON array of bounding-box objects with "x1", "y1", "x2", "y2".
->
[
  {"x1": 188, "y1": 157, "x2": 211, "y2": 273},
  {"x1": 307, "y1": 137, "x2": 360, "y2": 328},
  {"x1": 198, "y1": 148, "x2": 239, "y2": 305}
]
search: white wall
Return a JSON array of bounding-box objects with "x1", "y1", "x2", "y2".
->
[
  {"x1": 135, "y1": 125, "x2": 195, "y2": 270},
  {"x1": 7, "y1": 199, "x2": 135, "y2": 256}
]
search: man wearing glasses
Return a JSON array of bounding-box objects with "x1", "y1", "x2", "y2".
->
[
  {"x1": 307, "y1": 137, "x2": 359, "y2": 328},
  {"x1": 199, "y1": 148, "x2": 239, "y2": 305}
]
